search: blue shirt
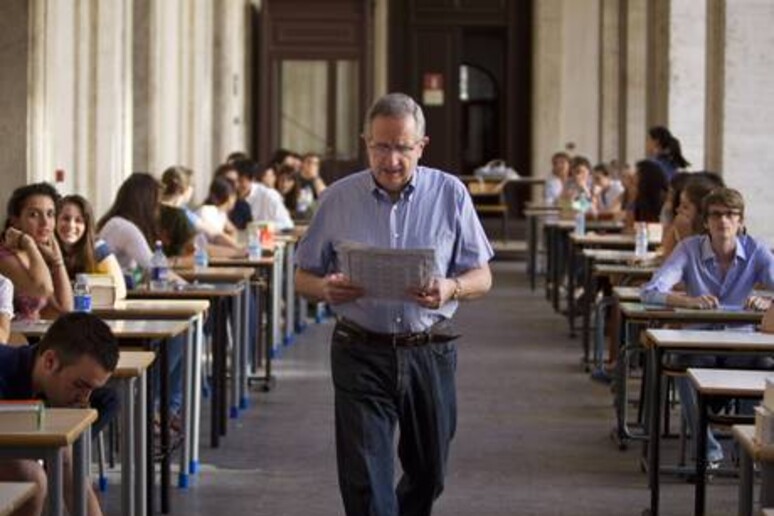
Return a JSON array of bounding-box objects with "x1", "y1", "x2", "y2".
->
[
  {"x1": 0, "y1": 344, "x2": 36, "y2": 399},
  {"x1": 295, "y1": 166, "x2": 493, "y2": 333},
  {"x1": 641, "y1": 234, "x2": 774, "y2": 307}
]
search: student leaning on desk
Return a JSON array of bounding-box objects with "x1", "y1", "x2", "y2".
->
[
  {"x1": 0, "y1": 312, "x2": 119, "y2": 516},
  {"x1": 640, "y1": 187, "x2": 774, "y2": 467}
]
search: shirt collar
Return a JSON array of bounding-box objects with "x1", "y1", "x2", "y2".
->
[
  {"x1": 700, "y1": 234, "x2": 747, "y2": 264},
  {"x1": 369, "y1": 168, "x2": 419, "y2": 201}
]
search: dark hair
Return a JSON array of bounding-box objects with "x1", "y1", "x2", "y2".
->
[
  {"x1": 254, "y1": 164, "x2": 276, "y2": 184},
  {"x1": 276, "y1": 164, "x2": 299, "y2": 211},
  {"x1": 5, "y1": 182, "x2": 61, "y2": 230},
  {"x1": 702, "y1": 187, "x2": 745, "y2": 224},
  {"x1": 592, "y1": 163, "x2": 610, "y2": 177},
  {"x1": 270, "y1": 149, "x2": 301, "y2": 169},
  {"x1": 226, "y1": 151, "x2": 249, "y2": 164},
  {"x1": 38, "y1": 312, "x2": 119, "y2": 372},
  {"x1": 204, "y1": 177, "x2": 235, "y2": 206},
  {"x1": 214, "y1": 163, "x2": 237, "y2": 181},
  {"x1": 364, "y1": 93, "x2": 426, "y2": 139},
  {"x1": 56, "y1": 195, "x2": 98, "y2": 279},
  {"x1": 97, "y1": 172, "x2": 160, "y2": 245},
  {"x1": 231, "y1": 159, "x2": 259, "y2": 181},
  {"x1": 634, "y1": 160, "x2": 669, "y2": 222},
  {"x1": 161, "y1": 166, "x2": 193, "y2": 197},
  {"x1": 648, "y1": 126, "x2": 690, "y2": 169},
  {"x1": 551, "y1": 151, "x2": 570, "y2": 162},
  {"x1": 570, "y1": 156, "x2": 591, "y2": 171},
  {"x1": 680, "y1": 176, "x2": 722, "y2": 233}
]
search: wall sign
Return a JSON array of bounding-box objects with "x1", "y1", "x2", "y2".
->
[{"x1": 422, "y1": 73, "x2": 444, "y2": 106}]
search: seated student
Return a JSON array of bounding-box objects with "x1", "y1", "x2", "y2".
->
[
  {"x1": 0, "y1": 275, "x2": 12, "y2": 342},
  {"x1": 0, "y1": 312, "x2": 119, "y2": 516},
  {"x1": 98, "y1": 173, "x2": 186, "y2": 426},
  {"x1": 56, "y1": 194, "x2": 126, "y2": 298},
  {"x1": 233, "y1": 159, "x2": 294, "y2": 231},
  {"x1": 660, "y1": 174, "x2": 723, "y2": 257},
  {"x1": 545, "y1": 152, "x2": 571, "y2": 206},
  {"x1": 196, "y1": 177, "x2": 243, "y2": 250},
  {"x1": 559, "y1": 156, "x2": 594, "y2": 207},
  {"x1": 591, "y1": 162, "x2": 625, "y2": 216},
  {"x1": 641, "y1": 187, "x2": 774, "y2": 465},
  {"x1": 215, "y1": 163, "x2": 253, "y2": 230},
  {"x1": 0, "y1": 183, "x2": 73, "y2": 322},
  {"x1": 625, "y1": 159, "x2": 668, "y2": 233},
  {"x1": 275, "y1": 163, "x2": 300, "y2": 214},
  {"x1": 159, "y1": 167, "x2": 197, "y2": 260}
]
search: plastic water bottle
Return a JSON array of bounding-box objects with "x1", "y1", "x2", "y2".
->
[
  {"x1": 73, "y1": 273, "x2": 92, "y2": 312},
  {"x1": 193, "y1": 234, "x2": 209, "y2": 270},
  {"x1": 149, "y1": 240, "x2": 170, "y2": 291},
  {"x1": 297, "y1": 187, "x2": 314, "y2": 215},
  {"x1": 247, "y1": 232, "x2": 261, "y2": 261},
  {"x1": 575, "y1": 210, "x2": 586, "y2": 236},
  {"x1": 635, "y1": 222, "x2": 649, "y2": 258}
]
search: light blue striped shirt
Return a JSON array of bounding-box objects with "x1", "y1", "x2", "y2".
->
[
  {"x1": 641, "y1": 234, "x2": 774, "y2": 307},
  {"x1": 295, "y1": 166, "x2": 493, "y2": 333}
]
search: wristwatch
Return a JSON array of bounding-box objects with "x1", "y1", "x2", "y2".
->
[{"x1": 451, "y1": 277, "x2": 463, "y2": 301}]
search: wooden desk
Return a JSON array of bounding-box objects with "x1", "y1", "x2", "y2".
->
[
  {"x1": 0, "y1": 409, "x2": 96, "y2": 516},
  {"x1": 0, "y1": 482, "x2": 37, "y2": 516},
  {"x1": 688, "y1": 369, "x2": 773, "y2": 516},
  {"x1": 95, "y1": 299, "x2": 209, "y2": 483},
  {"x1": 128, "y1": 283, "x2": 245, "y2": 451},
  {"x1": 643, "y1": 330, "x2": 774, "y2": 516},
  {"x1": 734, "y1": 425, "x2": 774, "y2": 516},
  {"x1": 12, "y1": 320, "x2": 187, "y2": 515},
  {"x1": 114, "y1": 351, "x2": 155, "y2": 516}
]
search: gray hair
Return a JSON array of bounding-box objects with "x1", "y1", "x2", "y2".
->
[{"x1": 363, "y1": 93, "x2": 426, "y2": 139}]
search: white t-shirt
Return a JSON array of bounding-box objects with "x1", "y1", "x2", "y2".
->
[
  {"x1": 245, "y1": 183, "x2": 294, "y2": 230},
  {"x1": 545, "y1": 176, "x2": 563, "y2": 205},
  {"x1": 196, "y1": 205, "x2": 228, "y2": 237},
  {"x1": 98, "y1": 216, "x2": 154, "y2": 270},
  {"x1": 599, "y1": 180, "x2": 625, "y2": 211},
  {"x1": 0, "y1": 275, "x2": 14, "y2": 317}
]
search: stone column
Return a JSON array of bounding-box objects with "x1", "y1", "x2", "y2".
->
[
  {"x1": 623, "y1": 0, "x2": 647, "y2": 165},
  {"x1": 0, "y1": 0, "x2": 32, "y2": 210},
  {"x1": 717, "y1": 0, "x2": 774, "y2": 244},
  {"x1": 599, "y1": 0, "x2": 621, "y2": 163},
  {"x1": 646, "y1": 0, "x2": 707, "y2": 169}
]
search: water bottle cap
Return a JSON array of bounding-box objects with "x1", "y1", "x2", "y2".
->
[{"x1": 75, "y1": 273, "x2": 88, "y2": 283}]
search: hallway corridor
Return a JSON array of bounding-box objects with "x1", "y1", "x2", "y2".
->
[{"x1": 108, "y1": 262, "x2": 739, "y2": 515}]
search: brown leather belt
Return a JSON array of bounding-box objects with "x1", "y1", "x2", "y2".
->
[{"x1": 334, "y1": 318, "x2": 458, "y2": 348}]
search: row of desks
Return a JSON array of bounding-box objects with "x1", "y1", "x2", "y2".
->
[{"x1": 0, "y1": 234, "x2": 304, "y2": 515}]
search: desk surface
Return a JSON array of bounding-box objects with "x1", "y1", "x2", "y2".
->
[
  {"x1": 571, "y1": 233, "x2": 658, "y2": 246},
  {"x1": 734, "y1": 425, "x2": 774, "y2": 463},
  {"x1": 459, "y1": 175, "x2": 546, "y2": 185},
  {"x1": 0, "y1": 408, "x2": 96, "y2": 447},
  {"x1": 0, "y1": 482, "x2": 37, "y2": 516},
  {"x1": 688, "y1": 368, "x2": 772, "y2": 396},
  {"x1": 209, "y1": 256, "x2": 274, "y2": 267},
  {"x1": 645, "y1": 328, "x2": 774, "y2": 350},
  {"x1": 173, "y1": 267, "x2": 254, "y2": 282},
  {"x1": 113, "y1": 351, "x2": 156, "y2": 379},
  {"x1": 593, "y1": 264, "x2": 657, "y2": 277},
  {"x1": 128, "y1": 282, "x2": 243, "y2": 299},
  {"x1": 613, "y1": 286, "x2": 642, "y2": 301},
  {"x1": 546, "y1": 220, "x2": 624, "y2": 231},
  {"x1": 621, "y1": 302, "x2": 764, "y2": 323},
  {"x1": 582, "y1": 249, "x2": 660, "y2": 263},
  {"x1": 93, "y1": 299, "x2": 209, "y2": 319},
  {"x1": 12, "y1": 319, "x2": 190, "y2": 340}
]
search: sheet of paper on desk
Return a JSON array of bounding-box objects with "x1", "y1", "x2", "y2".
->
[{"x1": 337, "y1": 242, "x2": 435, "y2": 301}]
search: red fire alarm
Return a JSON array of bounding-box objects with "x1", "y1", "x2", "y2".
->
[{"x1": 55, "y1": 169, "x2": 65, "y2": 183}]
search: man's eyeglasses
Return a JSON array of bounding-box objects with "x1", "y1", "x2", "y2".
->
[
  {"x1": 367, "y1": 141, "x2": 423, "y2": 158},
  {"x1": 707, "y1": 209, "x2": 742, "y2": 221}
]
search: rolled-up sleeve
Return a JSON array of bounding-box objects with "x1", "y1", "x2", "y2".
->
[
  {"x1": 640, "y1": 241, "x2": 690, "y2": 305},
  {"x1": 0, "y1": 275, "x2": 14, "y2": 318}
]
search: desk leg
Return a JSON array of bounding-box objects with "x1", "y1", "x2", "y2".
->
[
  {"x1": 551, "y1": 228, "x2": 560, "y2": 311},
  {"x1": 241, "y1": 283, "x2": 250, "y2": 410},
  {"x1": 46, "y1": 449, "x2": 63, "y2": 516},
  {"x1": 581, "y1": 255, "x2": 594, "y2": 365},
  {"x1": 231, "y1": 290, "x2": 242, "y2": 419},
  {"x1": 137, "y1": 371, "x2": 148, "y2": 516},
  {"x1": 121, "y1": 378, "x2": 135, "y2": 516},
  {"x1": 544, "y1": 225, "x2": 552, "y2": 301},
  {"x1": 146, "y1": 341, "x2": 155, "y2": 515},
  {"x1": 159, "y1": 338, "x2": 171, "y2": 514},
  {"x1": 648, "y1": 348, "x2": 663, "y2": 516},
  {"x1": 179, "y1": 325, "x2": 193, "y2": 488},
  {"x1": 567, "y1": 239, "x2": 576, "y2": 337},
  {"x1": 528, "y1": 215, "x2": 537, "y2": 291},
  {"x1": 285, "y1": 242, "x2": 295, "y2": 344},
  {"x1": 695, "y1": 393, "x2": 708, "y2": 516},
  {"x1": 73, "y1": 425, "x2": 90, "y2": 516},
  {"x1": 211, "y1": 298, "x2": 228, "y2": 447},
  {"x1": 738, "y1": 446, "x2": 753, "y2": 516},
  {"x1": 191, "y1": 314, "x2": 203, "y2": 473},
  {"x1": 762, "y1": 463, "x2": 774, "y2": 507}
]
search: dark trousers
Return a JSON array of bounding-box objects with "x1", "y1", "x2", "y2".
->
[{"x1": 330, "y1": 326, "x2": 457, "y2": 516}]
